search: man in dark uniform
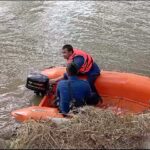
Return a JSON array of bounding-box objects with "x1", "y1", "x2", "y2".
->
[
  {"x1": 56, "y1": 63, "x2": 91, "y2": 114},
  {"x1": 51, "y1": 44, "x2": 102, "y2": 105}
]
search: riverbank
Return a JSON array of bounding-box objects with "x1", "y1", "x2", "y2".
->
[{"x1": 1, "y1": 106, "x2": 149, "y2": 149}]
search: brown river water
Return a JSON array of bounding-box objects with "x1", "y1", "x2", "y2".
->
[{"x1": 0, "y1": 1, "x2": 150, "y2": 131}]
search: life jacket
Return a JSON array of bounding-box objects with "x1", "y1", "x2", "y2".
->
[{"x1": 67, "y1": 49, "x2": 93, "y2": 73}]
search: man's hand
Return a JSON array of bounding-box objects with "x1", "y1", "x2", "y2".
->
[{"x1": 49, "y1": 79, "x2": 57, "y2": 84}]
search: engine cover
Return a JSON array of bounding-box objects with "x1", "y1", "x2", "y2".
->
[{"x1": 26, "y1": 73, "x2": 49, "y2": 94}]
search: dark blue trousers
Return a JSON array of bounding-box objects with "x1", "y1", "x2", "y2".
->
[{"x1": 86, "y1": 75, "x2": 102, "y2": 105}]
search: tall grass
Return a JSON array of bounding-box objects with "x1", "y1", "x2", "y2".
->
[{"x1": 9, "y1": 106, "x2": 150, "y2": 149}]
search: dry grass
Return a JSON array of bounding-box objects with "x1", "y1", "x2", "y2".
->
[{"x1": 9, "y1": 106, "x2": 150, "y2": 149}]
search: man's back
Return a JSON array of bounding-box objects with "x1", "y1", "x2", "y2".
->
[{"x1": 57, "y1": 76, "x2": 91, "y2": 114}]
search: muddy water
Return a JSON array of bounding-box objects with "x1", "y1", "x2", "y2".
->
[{"x1": 0, "y1": 1, "x2": 150, "y2": 130}]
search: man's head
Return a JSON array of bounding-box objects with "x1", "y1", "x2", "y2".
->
[
  {"x1": 66, "y1": 62, "x2": 78, "y2": 76},
  {"x1": 62, "y1": 44, "x2": 74, "y2": 59}
]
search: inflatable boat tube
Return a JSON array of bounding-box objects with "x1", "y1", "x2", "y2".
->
[{"x1": 11, "y1": 66, "x2": 150, "y2": 122}]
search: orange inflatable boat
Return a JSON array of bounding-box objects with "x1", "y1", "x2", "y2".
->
[{"x1": 11, "y1": 66, "x2": 150, "y2": 122}]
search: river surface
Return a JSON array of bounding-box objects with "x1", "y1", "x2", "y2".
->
[{"x1": 0, "y1": 1, "x2": 150, "y2": 130}]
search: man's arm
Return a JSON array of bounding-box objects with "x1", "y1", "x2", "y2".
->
[
  {"x1": 50, "y1": 56, "x2": 84, "y2": 83},
  {"x1": 73, "y1": 56, "x2": 84, "y2": 70},
  {"x1": 59, "y1": 101, "x2": 70, "y2": 115},
  {"x1": 50, "y1": 71, "x2": 70, "y2": 84},
  {"x1": 50, "y1": 75, "x2": 64, "y2": 84},
  {"x1": 57, "y1": 82, "x2": 70, "y2": 114}
]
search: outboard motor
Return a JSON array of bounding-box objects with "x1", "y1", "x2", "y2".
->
[{"x1": 26, "y1": 73, "x2": 49, "y2": 96}]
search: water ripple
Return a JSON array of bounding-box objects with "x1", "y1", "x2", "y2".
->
[{"x1": 0, "y1": 1, "x2": 150, "y2": 129}]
